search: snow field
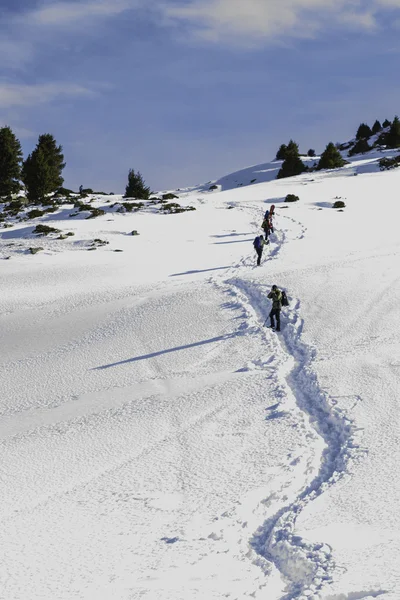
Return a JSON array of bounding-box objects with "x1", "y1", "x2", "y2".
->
[
  {"x1": 1, "y1": 150, "x2": 400, "y2": 599},
  {"x1": 0, "y1": 279, "x2": 313, "y2": 599}
]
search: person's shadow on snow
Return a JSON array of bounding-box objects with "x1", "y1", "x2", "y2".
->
[{"x1": 93, "y1": 328, "x2": 258, "y2": 370}]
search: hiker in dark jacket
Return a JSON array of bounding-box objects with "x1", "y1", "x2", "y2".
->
[
  {"x1": 263, "y1": 205, "x2": 275, "y2": 234},
  {"x1": 267, "y1": 285, "x2": 282, "y2": 331},
  {"x1": 261, "y1": 218, "x2": 270, "y2": 242},
  {"x1": 253, "y1": 235, "x2": 265, "y2": 266},
  {"x1": 268, "y1": 204, "x2": 275, "y2": 233}
]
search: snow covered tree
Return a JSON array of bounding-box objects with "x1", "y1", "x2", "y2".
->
[
  {"x1": 124, "y1": 169, "x2": 150, "y2": 199},
  {"x1": 317, "y1": 142, "x2": 347, "y2": 170},
  {"x1": 356, "y1": 123, "x2": 372, "y2": 140},
  {"x1": 0, "y1": 126, "x2": 23, "y2": 197},
  {"x1": 386, "y1": 116, "x2": 400, "y2": 149},
  {"x1": 277, "y1": 144, "x2": 306, "y2": 179},
  {"x1": 372, "y1": 120, "x2": 382, "y2": 135},
  {"x1": 22, "y1": 134, "x2": 65, "y2": 203}
]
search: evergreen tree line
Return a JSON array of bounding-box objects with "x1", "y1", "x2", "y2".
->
[
  {"x1": 3, "y1": 115, "x2": 400, "y2": 195},
  {"x1": 275, "y1": 115, "x2": 400, "y2": 179},
  {"x1": 0, "y1": 126, "x2": 65, "y2": 203},
  {"x1": 275, "y1": 139, "x2": 347, "y2": 179},
  {"x1": 348, "y1": 116, "x2": 400, "y2": 155},
  {"x1": 0, "y1": 125, "x2": 151, "y2": 204}
]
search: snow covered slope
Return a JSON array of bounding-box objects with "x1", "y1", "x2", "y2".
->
[{"x1": 1, "y1": 151, "x2": 400, "y2": 600}]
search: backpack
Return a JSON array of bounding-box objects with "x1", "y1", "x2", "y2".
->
[
  {"x1": 281, "y1": 290, "x2": 289, "y2": 307},
  {"x1": 253, "y1": 236, "x2": 262, "y2": 250}
]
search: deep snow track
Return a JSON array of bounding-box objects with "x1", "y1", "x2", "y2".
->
[
  {"x1": 225, "y1": 277, "x2": 364, "y2": 598},
  {"x1": 210, "y1": 202, "x2": 364, "y2": 597},
  {"x1": 210, "y1": 213, "x2": 365, "y2": 599}
]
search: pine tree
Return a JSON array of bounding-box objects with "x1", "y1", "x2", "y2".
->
[
  {"x1": 286, "y1": 139, "x2": 299, "y2": 154},
  {"x1": 348, "y1": 138, "x2": 371, "y2": 156},
  {"x1": 356, "y1": 123, "x2": 372, "y2": 140},
  {"x1": 23, "y1": 149, "x2": 52, "y2": 203},
  {"x1": 277, "y1": 144, "x2": 306, "y2": 179},
  {"x1": 386, "y1": 116, "x2": 400, "y2": 148},
  {"x1": 317, "y1": 142, "x2": 347, "y2": 170},
  {"x1": 22, "y1": 134, "x2": 65, "y2": 203},
  {"x1": 0, "y1": 126, "x2": 23, "y2": 197},
  {"x1": 275, "y1": 140, "x2": 299, "y2": 161},
  {"x1": 124, "y1": 169, "x2": 150, "y2": 199},
  {"x1": 372, "y1": 120, "x2": 382, "y2": 135},
  {"x1": 275, "y1": 144, "x2": 287, "y2": 160},
  {"x1": 382, "y1": 119, "x2": 391, "y2": 128}
]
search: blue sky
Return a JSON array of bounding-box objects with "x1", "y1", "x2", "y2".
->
[{"x1": 1, "y1": 0, "x2": 400, "y2": 193}]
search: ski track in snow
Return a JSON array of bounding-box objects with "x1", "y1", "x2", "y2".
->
[{"x1": 210, "y1": 204, "x2": 367, "y2": 599}]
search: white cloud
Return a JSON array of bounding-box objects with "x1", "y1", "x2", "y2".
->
[
  {"x1": 3, "y1": 0, "x2": 400, "y2": 59},
  {"x1": 339, "y1": 9, "x2": 377, "y2": 30},
  {"x1": 0, "y1": 1, "x2": 143, "y2": 68},
  {"x1": 0, "y1": 82, "x2": 93, "y2": 108},
  {"x1": 164, "y1": 0, "x2": 399, "y2": 43},
  {"x1": 26, "y1": 0, "x2": 133, "y2": 27},
  {"x1": 1, "y1": 0, "x2": 399, "y2": 75},
  {"x1": 0, "y1": 0, "x2": 155, "y2": 69}
]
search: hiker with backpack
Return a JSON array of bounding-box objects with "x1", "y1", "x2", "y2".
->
[
  {"x1": 268, "y1": 204, "x2": 275, "y2": 233},
  {"x1": 261, "y1": 217, "x2": 270, "y2": 242},
  {"x1": 267, "y1": 285, "x2": 288, "y2": 331},
  {"x1": 263, "y1": 204, "x2": 275, "y2": 236},
  {"x1": 253, "y1": 234, "x2": 265, "y2": 266}
]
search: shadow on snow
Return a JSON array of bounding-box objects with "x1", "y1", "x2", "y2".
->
[
  {"x1": 93, "y1": 328, "x2": 256, "y2": 370},
  {"x1": 170, "y1": 266, "x2": 231, "y2": 277}
]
